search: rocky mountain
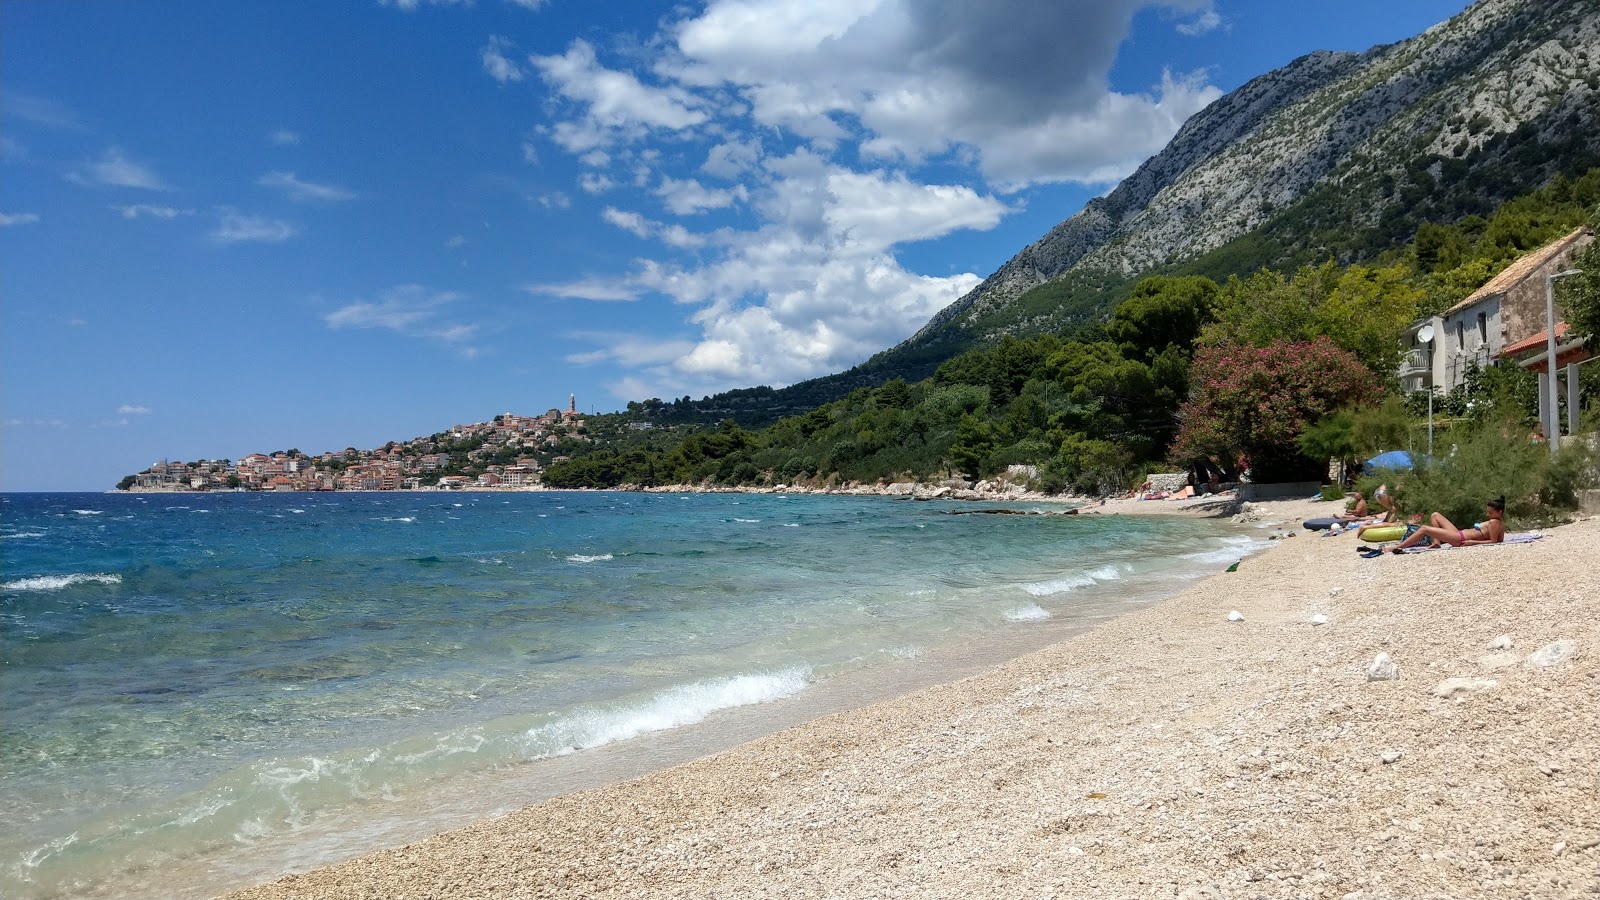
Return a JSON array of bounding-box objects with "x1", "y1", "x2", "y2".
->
[{"x1": 900, "y1": 0, "x2": 1600, "y2": 352}]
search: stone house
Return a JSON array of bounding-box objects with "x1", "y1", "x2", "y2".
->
[{"x1": 1400, "y1": 227, "x2": 1593, "y2": 395}]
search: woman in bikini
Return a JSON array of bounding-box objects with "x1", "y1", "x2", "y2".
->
[{"x1": 1390, "y1": 496, "x2": 1505, "y2": 552}]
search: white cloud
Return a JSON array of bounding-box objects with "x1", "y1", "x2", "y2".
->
[
  {"x1": 324, "y1": 284, "x2": 481, "y2": 355},
  {"x1": 212, "y1": 211, "x2": 297, "y2": 244},
  {"x1": 523, "y1": 278, "x2": 642, "y2": 302},
  {"x1": 580, "y1": 173, "x2": 618, "y2": 194},
  {"x1": 538, "y1": 192, "x2": 571, "y2": 209},
  {"x1": 656, "y1": 176, "x2": 748, "y2": 215},
  {"x1": 117, "y1": 404, "x2": 152, "y2": 415},
  {"x1": 701, "y1": 138, "x2": 763, "y2": 179},
  {"x1": 1, "y1": 212, "x2": 41, "y2": 226},
  {"x1": 6, "y1": 93, "x2": 86, "y2": 131},
  {"x1": 564, "y1": 332, "x2": 698, "y2": 367},
  {"x1": 445, "y1": 234, "x2": 467, "y2": 248},
  {"x1": 1175, "y1": 7, "x2": 1222, "y2": 35},
  {"x1": 258, "y1": 171, "x2": 356, "y2": 203},
  {"x1": 269, "y1": 129, "x2": 302, "y2": 146},
  {"x1": 602, "y1": 206, "x2": 654, "y2": 238},
  {"x1": 514, "y1": 0, "x2": 1226, "y2": 397},
  {"x1": 532, "y1": 39, "x2": 709, "y2": 139},
  {"x1": 482, "y1": 36, "x2": 525, "y2": 83},
  {"x1": 378, "y1": 0, "x2": 471, "y2": 9},
  {"x1": 504, "y1": 0, "x2": 547, "y2": 9},
  {"x1": 114, "y1": 204, "x2": 186, "y2": 220},
  {"x1": 66, "y1": 147, "x2": 168, "y2": 190}
]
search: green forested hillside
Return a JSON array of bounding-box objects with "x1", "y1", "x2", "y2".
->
[{"x1": 547, "y1": 172, "x2": 1598, "y2": 492}]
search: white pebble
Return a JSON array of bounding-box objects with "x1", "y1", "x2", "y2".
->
[
  {"x1": 1367, "y1": 652, "x2": 1400, "y2": 681},
  {"x1": 1311, "y1": 614, "x2": 1329, "y2": 626},
  {"x1": 1381, "y1": 751, "x2": 1403, "y2": 764},
  {"x1": 1528, "y1": 640, "x2": 1576, "y2": 667},
  {"x1": 1431, "y1": 677, "x2": 1498, "y2": 698},
  {"x1": 1488, "y1": 634, "x2": 1514, "y2": 651},
  {"x1": 1227, "y1": 610, "x2": 1245, "y2": 622},
  {"x1": 1329, "y1": 587, "x2": 1343, "y2": 596}
]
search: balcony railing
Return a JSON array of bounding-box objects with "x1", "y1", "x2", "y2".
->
[{"x1": 1399, "y1": 347, "x2": 1431, "y2": 375}]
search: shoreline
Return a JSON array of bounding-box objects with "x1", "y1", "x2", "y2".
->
[{"x1": 217, "y1": 503, "x2": 1600, "y2": 899}]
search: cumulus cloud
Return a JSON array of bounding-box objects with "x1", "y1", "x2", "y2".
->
[
  {"x1": 258, "y1": 170, "x2": 356, "y2": 203},
  {"x1": 482, "y1": 36, "x2": 525, "y2": 83},
  {"x1": 324, "y1": 284, "x2": 481, "y2": 355},
  {"x1": 212, "y1": 211, "x2": 297, "y2": 243},
  {"x1": 514, "y1": 0, "x2": 1223, "y2": 397},
  {"x1": 117, "y1": 404, "x2": 152, "y2": 415},
  {"x1": 66, "y1": 147, "x2": 168, "y2": 190},
  {"x1": 269, "y1": 129, "x2": 302, "y2": 146},
  {"x1": 1, "y1": 212, "x2": 41, "y2": 226},
  {"x1": 532, "y1": 39, "x2": 710, "y2": 141}
]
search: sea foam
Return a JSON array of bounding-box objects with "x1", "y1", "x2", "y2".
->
[
  {"x1": 4, "y1": 573, "x2": 123, "y2": 592},
  {"x1": 566, "y1": 553, "x2": 613, "y2": 563},
  {"x1": 1005, "y1": 602, "x2": 1053, "y2": 622},
  {"x1": 518, "y1": 668, "x2": 811, "y2": 757}
]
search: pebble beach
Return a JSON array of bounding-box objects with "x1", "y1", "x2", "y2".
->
[{"x1": 227, "y1": 503, "x2": 1600, "y2": 900}]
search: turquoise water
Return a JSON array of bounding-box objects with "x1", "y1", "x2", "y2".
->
[{"x1": 0, "y1": 491, "x2": 1260, "y2": 898}]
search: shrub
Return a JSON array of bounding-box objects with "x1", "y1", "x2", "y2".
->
[{"x1": 1390, "y1": 416, "x2": 1596, "y2": 528}]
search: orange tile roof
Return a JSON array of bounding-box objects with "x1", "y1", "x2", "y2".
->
[
  {"x1": 1443, "y1": 227, "x2": 1591, "y2": 317},
  {"x1": 1496, "y1": 322, "x2": 1570, "y2": 358}
]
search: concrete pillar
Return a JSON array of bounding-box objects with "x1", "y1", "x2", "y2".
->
[
  {"x1": 1539, "y1": 371, "x2": 1552, "y2": 442},
  {"x1": 1567, "y1": 362, "x2": 1581, "y2": 440}
]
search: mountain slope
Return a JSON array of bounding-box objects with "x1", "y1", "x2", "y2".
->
[
  {"x1": 661, "y1": 0, "x2": 1600, "y2": 427},
  {"x1": 899, "y1": 0, "x2": 1600, "y2": 351}
]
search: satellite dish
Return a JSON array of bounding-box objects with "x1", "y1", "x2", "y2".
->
[{"x1": 1417, "y1": 323, "x2": 1435, "y2": 344}]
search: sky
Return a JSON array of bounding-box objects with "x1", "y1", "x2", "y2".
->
[{"x1": 1, "y1": 0, "x2": 1474, "y2": 491}]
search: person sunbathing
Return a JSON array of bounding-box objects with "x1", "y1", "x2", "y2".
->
[
  {"x1": 1373, "y1": 485, "x2": 1398, "y2": 522},
  {"x1": 1389, "y1": 497, "x2": 1505, "y2": 552},
  {"x1": 1335, "y1": 491, "x2": 1370, "y2": 520}
]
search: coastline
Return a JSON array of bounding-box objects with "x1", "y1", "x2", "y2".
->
[{"x1": 223, "y1": 501, "x2": 1600, "y2": 900}]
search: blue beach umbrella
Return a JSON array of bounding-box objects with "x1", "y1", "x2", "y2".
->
[{"x1": 1365, "y1": 450, "x2": 1414, "y2": 470}]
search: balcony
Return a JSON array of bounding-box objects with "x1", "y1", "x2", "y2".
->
[{"x1": 1399, "y1": 347, "x2": 1431, "y2": 376}]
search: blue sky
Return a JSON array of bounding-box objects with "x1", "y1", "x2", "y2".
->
[{"x1": 2, "y1": 0, "x2": 1473, "y2": 491}]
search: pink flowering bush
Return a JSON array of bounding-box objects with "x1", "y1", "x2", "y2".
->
[{"x1": 1171, "y1": 337, "x2": 1382, "y2": 481}]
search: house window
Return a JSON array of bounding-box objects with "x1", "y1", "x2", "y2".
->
[
  {"x1": 1477, "y1": 311, "x2": 1487, "y2": 344},
  {"x1": 1455, "y1": 321, "x2": 1465, "y2": 348}
]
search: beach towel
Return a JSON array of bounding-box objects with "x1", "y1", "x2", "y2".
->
[{"x1": 1505, "y1": 532, "x2": 1544, "y2": 543}]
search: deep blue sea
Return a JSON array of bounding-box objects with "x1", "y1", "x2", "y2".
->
[{"x1": 0, "y1": 491, "x2": 1262, "y2": 898}]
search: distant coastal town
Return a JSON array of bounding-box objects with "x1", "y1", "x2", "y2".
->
[{"x1": 117, "y1": 397, "x2": 589, "y2": 492}]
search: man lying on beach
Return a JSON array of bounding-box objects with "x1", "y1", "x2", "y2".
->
[{"x1": 1389, "y1": 496, "x2": 1506, "y2": 553}]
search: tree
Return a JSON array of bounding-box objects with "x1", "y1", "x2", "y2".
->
[
  {"x1": 1565, "y1": 230, "x2": 1600, "y2": 346},
  {"x1": 1105, "y1": 275, "x2": 1220, "y2": 361},
  {"x1": 1171, "y1": 338, "x2": 1383, "y2": 482}
]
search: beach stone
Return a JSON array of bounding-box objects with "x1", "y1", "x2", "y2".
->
[
  {"x1": 1311, "y1": 614, "x2": 1329, "y2": 626},
  {"x1": 1367, "y1": 653, "x2": 1400, "y2": 681},
  {"x1": 1329, "y1": 587, "x2": 1344, "y2": 597},
  {"x1": 1381, "y1": 751, "x2": 1403, "y2": 764},
  {"x1": 1528, "y1": 640, "x2": 1577, "y2": 667},
  {"x1": 1227, "y1": 610, "x2": 1245, "y2": 622},
  {"x1": 1488, "y1": 634, "x2": 1514, "y2": 650},
  {"x1": 1432, "y1": 677, "x2": 1498, "y2": 699},
  {"x1": 1478, "y1": 653, "x2": 1517, "y2": 671}
]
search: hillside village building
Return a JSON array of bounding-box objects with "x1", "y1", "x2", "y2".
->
[{"x1": 1400, "y1": 227, "x2": 1593, "y2": 438}]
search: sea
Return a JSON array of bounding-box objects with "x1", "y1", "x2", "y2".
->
[{"x1": 0, "y1": 490, "x2": 1266, "y2": 899}]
